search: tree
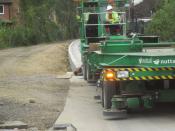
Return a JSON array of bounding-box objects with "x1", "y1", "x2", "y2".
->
[
  {"x1": 55, "y1": 0, "x2": 78, "y2": 39},
  {"x1": 0, "y1": 0, "x2": 78, "y2": 48},
  {"x1": 146, "y1": 0, "x2": 175, "y2": 41}
]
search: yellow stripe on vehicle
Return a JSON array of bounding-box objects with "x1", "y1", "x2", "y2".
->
[
  {"x1": 128, "y1": 68, "x2": 134, "y2": 72},
  {"x1": 120, "y1": 68, "x2": 125, "y2": 71},
  {"x1": 134, "y1": 68, "x2": 140, "y2": 72},
  {"x1": 141, "y1": 76, "x2": 147, "y2": 80},
  {"x1": 129, "y1": 77, "x2": 134, "y2": 80},
  {"x1": 105, "y1": 67, "x2": 175, "y2": 72},
  {"x1": 168, "y1": 67, "x2": 173, "y2": 71},
  {"x1": 147, "y1": 76, "x2": 153, "y2": 80},
  {"x1": 103, "y1": 76, "x2": 175, "y2": 81},
  {"x1": 168, "y1": 75, "x2": 173, "y2": 79},
  {"x1": 161, "y1": 76, "x2": 167, "y2": 79},
  {"x1": 161, "y1": 67, "x2": 166, "y2": 71},
  {"x1": 116, "y1": 78, "x2": 120, "y2": 81},
  {"x1": 147, "y1": 68, "x2": 153, "y2": 71},
  {"x1": 141, "y1": 68, "x2": 147, "y2": 72},
  {"x1": 154, "y1": 76, "x2": 161, "y2": 80},
  {"x1": 155, "y1": 68, "x2": 160, "y2": 71},
  {"x1": 135, "y1": 77, "x2": 140, "y2": 80},
  {"x1": 114, "y1": 69, "x2": 118, "y2": 71}
]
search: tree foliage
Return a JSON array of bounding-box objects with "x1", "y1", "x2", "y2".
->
[
  {"x1": 146, "y1": 0, "x2": 175, "y2": 41},
  {"x1": 20, "y1": 0, "x2": 78, "y2": 41},
  {"x1": 55, "y1": 1, "x2": 78, "y2": 39},
  {"x1": 0, "y1": 0, "x2": 78, "y2": 48}
]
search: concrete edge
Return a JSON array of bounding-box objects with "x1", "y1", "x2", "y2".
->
[{"x1": 49, "y1": 40, "x2": 82, "y2": 131}]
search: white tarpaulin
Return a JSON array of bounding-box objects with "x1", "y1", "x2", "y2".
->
[{"x1": 134, "y1": 0, "x2": 143, "y2": 5}]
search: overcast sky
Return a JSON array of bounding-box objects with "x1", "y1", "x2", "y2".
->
[{"x1": 134, "y1": 0, "x2": 143, "y2": 5}]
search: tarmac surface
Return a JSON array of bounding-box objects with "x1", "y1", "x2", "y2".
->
[
  {"x1": 54, "y1": 76, "x2": 175, "y2": 131},
  {"x1": 53, "y1": 40, "x2": 175, "y2": 131}
]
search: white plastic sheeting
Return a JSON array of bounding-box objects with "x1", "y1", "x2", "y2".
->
[{"x1": 68, "y1": 40, "x2": 82, "y2": 71}]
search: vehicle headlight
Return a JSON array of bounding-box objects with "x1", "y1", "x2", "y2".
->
[{"x1": 117, "y1": 71, "x2": 129, "y2": 78}]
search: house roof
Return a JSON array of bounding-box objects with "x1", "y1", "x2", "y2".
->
[{"x1": 0, "y1": 0, "x2": 12, "y2": 4}]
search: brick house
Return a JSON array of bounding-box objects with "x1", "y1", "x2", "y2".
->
[{"x1": 0, "y1": 0, "x2": 20, "y2": 23}]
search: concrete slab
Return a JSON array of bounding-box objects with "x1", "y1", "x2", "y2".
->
[{"x1": 54, "y1": 76, "x2": 175, "y2": 131}]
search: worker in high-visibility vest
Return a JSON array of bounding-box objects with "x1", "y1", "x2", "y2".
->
[
  {"x1": 106, "y1": 5, "x2": 120, "y2": 24},
  {"x1": 105, "y1": 5, "x2": 121, "y2": 35}
]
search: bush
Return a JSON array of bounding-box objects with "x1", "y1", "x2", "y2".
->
[
  {"x1": 146, "y1": 0, "x2": 175, "y2": 41},
  {"x1": 0, "y1": 26, "x2": 39, "y2": 48},
  {"x1": 0, "y1": 0, "x2": 78, "y2": 49}
]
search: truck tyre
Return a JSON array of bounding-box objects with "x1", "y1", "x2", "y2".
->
[
  {"x1": 83, "y1": 64, "x2": 87, "y2": 80},
  {"x1": 102, "y1": 87, "x2": 104, "y2": 107},
  {"x1": 86, "y1": 64, "x2": 93, "y2": 82},
  {"x1": 103, "y1": 81, "x2": 117, "y2": 109}
]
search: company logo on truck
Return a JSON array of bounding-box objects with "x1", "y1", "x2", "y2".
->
[
  {"x1": 139, "y1": 58, "x2": 152, "y2": 64},
  {"x1": 139, "y1": 58, "x2": 175, "y2": 65},
  {"x1": 153, "y1": 59, "x2": 160, "y2": 65}
]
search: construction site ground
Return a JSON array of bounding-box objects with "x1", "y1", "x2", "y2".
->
[{"x1": 0, "y1": 42, "x2": 70, "y2": 130}]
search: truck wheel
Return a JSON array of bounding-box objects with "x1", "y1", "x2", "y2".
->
[
  {"x1": 103, "y1": 81, "x2": 117, "y2": 109},
  {"x1": 86, "y1": 64, "x2": 93, "y2": 82},
  {"x1": 83, "y1": 64, "x2": 87, "y2": 80},
  {"x1": 102, "y1": 86, "x2": 104, "y2": 107}
]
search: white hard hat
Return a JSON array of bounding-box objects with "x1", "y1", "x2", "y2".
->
[{"x1": 106, "y1": 5, "x2": 113, "y2": 11}]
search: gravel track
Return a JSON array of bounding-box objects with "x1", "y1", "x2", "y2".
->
[{"x1": 0, "y1": 42, "x2": 70, "y2": 130}]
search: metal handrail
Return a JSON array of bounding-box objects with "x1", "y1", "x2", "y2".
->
[
  {"x1": 85, "y1": 23, "x2": 126, "y2": 26},
  {"x1": 83, "y1": 11, "x2": 127, "y2": 37},
  {"x1": 83, "y1": 12, "x2": 126, "y2": 15},
  {"x1": 84, "y1": 12, "x2": 126, "y2": 26}
]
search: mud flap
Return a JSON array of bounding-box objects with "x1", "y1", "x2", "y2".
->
[{"x1": 103, "y1": 109, "x2": 127, "y2": 120}]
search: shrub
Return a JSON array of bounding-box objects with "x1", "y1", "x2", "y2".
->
[{"x1": 146, "y1": 1, "x2": 175, "y2": 41}]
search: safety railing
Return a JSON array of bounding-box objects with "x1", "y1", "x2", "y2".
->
[{"x1": 83, "y1": 12, "x2": 127, "y2": 38}]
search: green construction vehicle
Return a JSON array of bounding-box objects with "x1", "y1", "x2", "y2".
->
[{"x1": 75, "y1": 0, "x2": 175, "y2": 119}]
